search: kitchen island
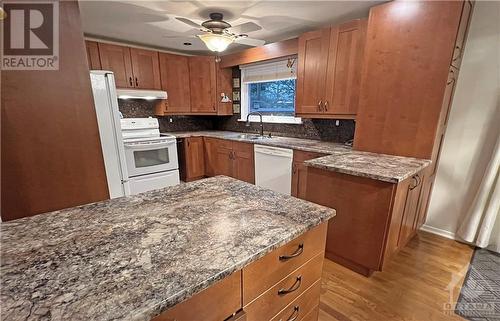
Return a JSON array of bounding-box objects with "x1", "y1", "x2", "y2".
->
[{"x1": 1, "y1": 176, "x2": 335, "y2": 321}]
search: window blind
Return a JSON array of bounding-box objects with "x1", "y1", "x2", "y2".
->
[{"x1": 240, "y1": 57, "x2": 297, "y2": 83}]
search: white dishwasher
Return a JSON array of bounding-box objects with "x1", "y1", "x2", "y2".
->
[{"x1": 254, "y1": 145, "x2": 293, "y2": 195}]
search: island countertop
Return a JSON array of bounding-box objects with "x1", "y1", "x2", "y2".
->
[{"x1": 0, "y1": 176, "x2": 335, "y2": 321}]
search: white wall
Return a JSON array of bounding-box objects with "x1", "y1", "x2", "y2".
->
[{"x1": 424, "y1": 1, "x2": 500, "y2": 239}]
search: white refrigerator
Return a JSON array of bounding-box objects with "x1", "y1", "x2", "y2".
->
[{"x1": 90, "y1": 71, "x2": 130, "y2": 198}]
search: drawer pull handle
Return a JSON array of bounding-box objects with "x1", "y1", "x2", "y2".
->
[
  {"x1": 282, "y1": 306, "x2": 300, "y2": 321},
  {"x1": 279, "y1": 244, "x2": 304, "y2": 261},
  {"x1": 278, "y1": 276, "x2": 302, "y2": 296}
]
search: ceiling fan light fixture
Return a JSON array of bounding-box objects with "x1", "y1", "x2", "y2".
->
[{"x1": 198, "y1": 33, "x2": 235, "y2": 52}]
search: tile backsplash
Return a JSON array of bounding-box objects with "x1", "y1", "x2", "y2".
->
[
  {"x1": 118, "y1": 99, "x2": 215, "y2": 132},
  {"x1": 118, "y1": 99, "x2": 355, "y2": 143},
  {"x1": 215, "y1": 115, "x2": 355, "y2": 143}
]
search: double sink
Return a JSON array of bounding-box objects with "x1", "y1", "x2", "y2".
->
[{"x1": 229, "y1": 133, "x2": 272, "y2": 141}]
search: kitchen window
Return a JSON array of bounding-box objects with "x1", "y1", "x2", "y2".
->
[{"x1": 239, "y1": 57, "x2": 301, "y2": 124}]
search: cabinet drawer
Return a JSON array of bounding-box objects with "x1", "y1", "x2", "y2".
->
[
  {"x1": 152, "y1": 271, "x2": 242, "y2": 321},
  {"x1": 270, "y1": 280, "x2": 321, "y2": 321},
  {"x1": 300, "y1": 305, "x2": 319, "y2": 321},
  {"x1": 243, "y1": 223, "x2": 327, "y2": 305},
  {"x1": 244, "y1": 254, "x2": 323, "y2": 321}
]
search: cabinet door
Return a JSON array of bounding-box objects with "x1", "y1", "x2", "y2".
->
[
  {"x1": 85, "y1": 41, "x2": 101, "y2": 70},
  {"x1": 291, "y1": 150, "x2": 328, "y2": 199},
  {"x1": 189, "y1": 56, "x2": 217, "y2": 113},
  {"x1": 296, "y1": 28, "x2": 331, "y2": 115},
  {"x1": 353, "y1": 1, "x2": 464, "y2": 159},
  {"x1": 130, "y1": 48, "x2": 161, "y2": 90},
  {"x1": 216, "y1": 145, "x2": 233, "y2": 177},
  {"x1": 398, "y1": 174, "x2": 424, "y2": 247},
  {"x1": 184, "y1": 137, "x2": 205, "y2": 181},
  {"x1": 205, "y1": 138, "x2": 233, "y2": 177},
  {"x1": 98, "y1": 43, "x2": 134, "y2": 88},
  {"x1": 325, "y1": 19, "x2": 367, "y2": 116},
  {"x1": 159, "y1": 53, "x2": 191, "y2": 113},
  {"x1": 232, "y1": 142, "x2": 254, "y2": 184},
  {"x1": 217, "y1": 65, "x2": 234, "y2": 115}
]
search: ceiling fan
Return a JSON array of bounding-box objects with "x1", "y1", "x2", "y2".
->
[{"x1": 174, "y1": 12, "x2": 266, "y2": 52}]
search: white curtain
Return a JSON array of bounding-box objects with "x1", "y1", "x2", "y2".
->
[{"x1": 457, "y1": 136, "x2": 500, "y2": 252}]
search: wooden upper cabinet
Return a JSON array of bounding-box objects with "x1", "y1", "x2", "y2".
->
[
  {"x1": 130, "y1": 48, "x2": 161, "y2": 90},
  {"x1": 324, "y1": 19, "x2": 367, "y2": 116},
  {"x1": 353, "y1": 1, "x2": 466, "y2": 159},
  {"x1": 296, "y1": 19, "x2": 366, "y2": 119},
  {"x1": 217, "y1": 65, "x2": 234, "y2": 116},
  {"x1": 296, "y1": 28, "x2": 331, "y2": 115},
  {"x1": 159, "y1": 53, "x2": 191, "y2": 113},
  {"x1": 189, "y1": 56, "x2": 217, "y2": 113},
  {"x1": 85, "y1": 40, "x2": 101, "y2": 70},
  {"x1": 98, "y1": 43, "x2": 134, "y2": 88}
]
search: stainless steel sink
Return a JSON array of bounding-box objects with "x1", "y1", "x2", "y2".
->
[{"x1": 234, "y1": 133, "x2": 270, "y2": 140}]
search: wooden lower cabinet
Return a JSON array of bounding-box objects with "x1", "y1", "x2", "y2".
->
[
  {"x1": 151, "y1": 223, "x2": 328, "y2": 321},
  {"x1": 178, "y1": 137, "x2": 205, "y2": 182},
  {"x1": 243, "y1": 223, "x2": 327, "y2": 321},
  {"x1": 269, "y1": 281, "x2": 321, "y2": 321},
  {"x1": 305, "y1": 168, "x2": 424, "y2": 276},
  {"x1": 244, "y1": 253, "x2": 323, "y2": 321},
  {"x1": 291, "y1": 151, "x2": 328, "y2": 199},
  {"x1": 204, "y1": 138, "x2": 255, "y2": 184},
  {"x1": 232, "y1": 142, "x2": 255, "y2": 184},
  {"x1": 243, "y1": 223, "x2": 327, "y2": 304},
  {"x1": 151, "y1": 271, "x2": 242, "y2": 321}
]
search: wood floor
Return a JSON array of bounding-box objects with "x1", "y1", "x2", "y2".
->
[{"x1": 319, "y1": 231, "x2": 474, "y2": 321}]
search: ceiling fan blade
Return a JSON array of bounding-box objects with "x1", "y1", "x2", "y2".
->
[
  {"x1": 163, "y1": 28, "x2": 200, "y2": 39},
  {"x1": 175, "y1": 17, "x2": 202, "y2": 28},
  {"x1": 229, "y1": 21, "x2": 262, "y2": 34},
  {"x1": 235, "y1": 37, "x2": 266, "y2": 47}
]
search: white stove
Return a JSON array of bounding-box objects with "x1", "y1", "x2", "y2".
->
[{"x1": 121, "y1": 118, "x2": 180, "y2": 194}]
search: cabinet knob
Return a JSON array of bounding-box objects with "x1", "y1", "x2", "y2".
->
[
  {"x1": 324, "y1": 100, "x2": 328, "y2": 112},
  {"x1": 135, "y1": 77, "x2": 139, "y2": 87},
  {"x1": 129, "y1": 77, "x2": 133, "y2": 86},
  {"x1": 317, "y1": 100, "x2": 323, "y2": 112}
]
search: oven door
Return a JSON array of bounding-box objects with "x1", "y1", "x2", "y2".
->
[{"x1": 124, "y1": 139, "x2": 178, "y2": 177}]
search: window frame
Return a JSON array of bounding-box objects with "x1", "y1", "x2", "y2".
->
[{"x1": 238, "y1": 59, "x2": 302, "y2": 125}]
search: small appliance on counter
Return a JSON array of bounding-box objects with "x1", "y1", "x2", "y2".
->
[{"x1": 121, "y1": 118, "x2": 180, "y2": 194}]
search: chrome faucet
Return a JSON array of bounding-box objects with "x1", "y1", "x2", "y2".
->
[{"x1": 246, "y1": 112, "x2": 264, "y2": 137}]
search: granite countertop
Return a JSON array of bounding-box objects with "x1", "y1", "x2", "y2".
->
[
  {"x1": 169, "y1": 130, "x2": 352, "y2": 155},
  {"x1": 306, "y1": 151, "x2": 432, "y2": 183},
  {"x1": 1, "y1": 176, "x2": 335, "y2": 321},
  {"x1": 168, "y1": 131, "x2": 430, "y2": 183}
]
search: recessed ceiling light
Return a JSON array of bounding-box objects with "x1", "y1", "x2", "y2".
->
[{"x1": 183, "y1": 42, "x2": 192, "y2": 46}]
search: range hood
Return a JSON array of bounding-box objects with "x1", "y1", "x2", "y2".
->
[{"x1": 116, "y1": 88, "x2": 167, "y2": 100}]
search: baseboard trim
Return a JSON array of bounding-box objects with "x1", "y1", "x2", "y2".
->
[{"x1": 420, "y1": 224, "x2": 456, "y2": 240}]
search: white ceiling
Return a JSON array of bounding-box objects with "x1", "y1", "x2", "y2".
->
[{"x1": 79, "y1": 0, "x2": 384, "y2": 55}]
